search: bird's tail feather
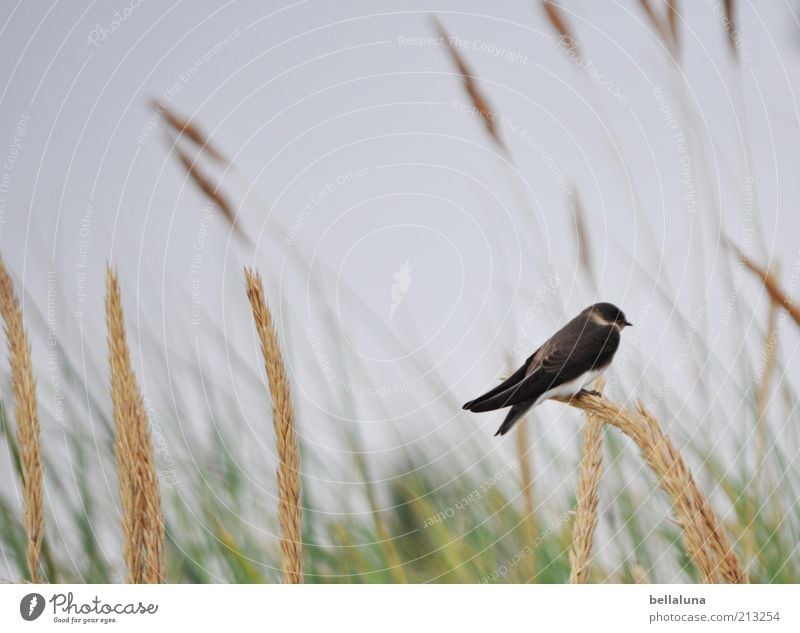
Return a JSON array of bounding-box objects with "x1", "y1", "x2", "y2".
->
[
  {"x1": 464, "y1": 390, "x2": 515, "y2": 412},
  {"x1": 494, "y1": 402, "x2": 534, "y2": 436},
  {"x1": 461, "y1": 358, "x2": 534, "y2": 411},
  {"x1": 464, "y1": 381, "x2": 537, "y2": 412}
]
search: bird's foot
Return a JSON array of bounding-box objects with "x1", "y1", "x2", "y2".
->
[{"x1": 578, "y1": 389, "x2": 604, "y2": 399}]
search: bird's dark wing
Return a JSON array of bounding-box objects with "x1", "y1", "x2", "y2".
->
[
  {"x1": 462, "y1": 350, "x2": 537, "y2": 411},
  {"x1": 465, "y1": 315, "x2": 619, "y2": 411},
  {"x1": 463, "y1": 359, "x2": 548, "y2": 412},
  {"x1": 533, "y1": 317, "x2": 619, "y2": 384}
]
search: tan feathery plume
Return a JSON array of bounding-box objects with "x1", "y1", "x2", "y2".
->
[
  {"x1": 738, "y1": 251, "x2": 800, "y2": 329},
  {"x1": 556, "y1": 392, "x2": 748, "y2": 583},
  {"x1": 0, "y1": 258, "x2": 44, "y2": 583},
  {"x1": 152, "y1": 100, "x2": 226, "y2": 163},
  {"x1": 106, "y1": 267, "x2": 165, "y2": 583},
  {"x1": 637, "y1": 0, "x2": 672, "y2": 48},
  {"x1": 432, "y1": 17, "x2": 507, "y2": 152},
  {"x1": 631, "y1": 405, "x2": 721, "y2": 583},
  {"x1": 722, "y1": 0, "x2": 738, "y2": 58},
  {"x1": 172, "y1": 141, "x2": 251, "y2": 245},
  {"x1": 244, "y1": 268, "x2": 303, "y2": 583},
  {"x1": 666, "y1": 1, "x2": 681, "y2": 52},
  {"x1": 635, "y1": 404, "x2": 747, "y2": 584},
  {"x1": 541, "y1": 1, "x2": 581, "y2": 53},
  {"x1": 569, "y1": 377, "x2": 605, "y2": 583},
  {"x1": 571, "y1": 190, "x2": 595, "y2": 282}
]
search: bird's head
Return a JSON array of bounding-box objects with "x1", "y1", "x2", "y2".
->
[{"x1": 587, "y1": 302, "x2": 633, "y2": 329}]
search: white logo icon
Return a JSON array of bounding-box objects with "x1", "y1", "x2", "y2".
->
[{"x1": 390, "y1": 261, "x2": 413, "y2": 318}]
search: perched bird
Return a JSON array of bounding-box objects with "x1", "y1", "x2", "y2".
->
[{"x1": 463, "y1": 303, "x2": 632, "y2": 436}]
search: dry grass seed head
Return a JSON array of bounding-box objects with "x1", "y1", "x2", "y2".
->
[
  {"x1": 152, "y1": 100, "x2": 227, "y2": 163},
  {"x1": 541, "y1": 1, "x2": 581, "y2": 53},
  {"x1": 569, "y1": 377, "x2": 605, "y2": 584},
  {"x1": 0, "y1": 258, "x2": 44, "y2": 583},
  {"x1": 106, "y1": 267, "x2": 165, "y2": 583},
  {"x1": 432, "y1": 16, "x2": 507, "y2": 151},
  {"x1": 244, "y1": 268, "x2": 303, "y2": 583},
  {"x1": 557, "y1": 392, "x2": 747, "y2": 583}
]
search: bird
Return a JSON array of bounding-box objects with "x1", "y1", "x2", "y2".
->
[{"x1": 463, "y1": 303, "x2": 632, "y2": 436}]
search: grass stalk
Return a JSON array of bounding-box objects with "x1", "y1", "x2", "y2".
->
[
  {"x1": 756, "y1": 301, "x2": 779, "y2": 477},
  {"x1": 569, "y1": 377, "x2": 605, "y2": 584},
  {"x1": 432, "y1": 16, "x2": 507, "y2": 152},
  {"x1": 666, "y1": 1, "x2": 681, "y2": 52},
  {"x1": 244, "y1": 268, "x2": 303, "y2": 583},
  {"x1": 515, "y1": 416, "x2": 537, "y2": 580},
  {"x1": 171, "y1": 142, "x2": 250, "y2": 245},
  {"x1": 152, "y1": 100, "x2": 227, "y2": 162},
  {"x1": 636, "y1": 0, "x2": 673, "y2": 49},
  {"x1": 738, "y1": 251, "x2": 800, "y2": 329},
  {"x1": 557, "y1": 392, "x2": 748, "y2": 583},
  {"x1": 631, "y1": 563, "x2": 650, "y2": 584},
  {"x1": 540, "y1": 1, "x2": 581, "y2": 53},
  {"x1": 0, "y1": 258, "x2": 44, "y2": 583},
  {"x1": 722, "y1": 0, "x2": 738, "y2": 59},
  {"x1": 348, "y1": 440, "x2": 408, "y2": 583},
  {"x1": 106, "y1": 267, "x2": 165, "y2": 583}
]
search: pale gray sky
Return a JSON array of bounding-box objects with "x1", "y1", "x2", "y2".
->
[{"x1": 1, "y1": 0, "x2": 799, "y2": 526}]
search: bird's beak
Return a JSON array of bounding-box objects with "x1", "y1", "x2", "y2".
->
[{"x1": 624, "y1": 320, "x2": 633, "y2": 327}]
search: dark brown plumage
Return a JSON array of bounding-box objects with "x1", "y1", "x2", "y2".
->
[{"x1": 463, "y1": 303, "x2": 632, "y2": 436}]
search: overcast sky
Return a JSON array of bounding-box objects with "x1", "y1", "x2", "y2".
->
[{"x1": 1, "y1": 1, "x2": 800, "y2": 494}]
